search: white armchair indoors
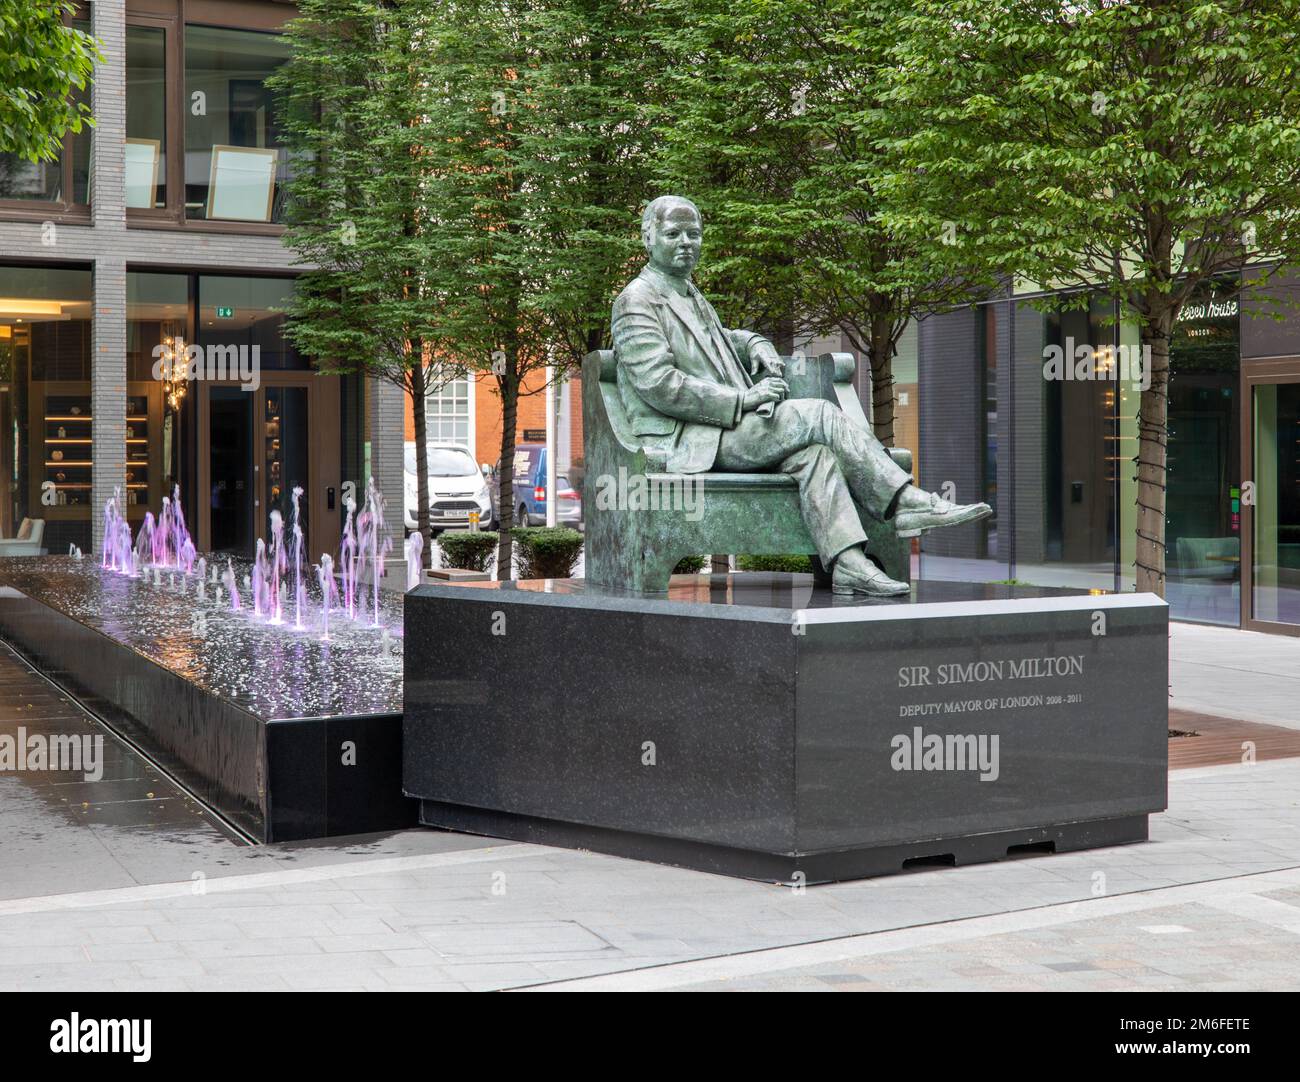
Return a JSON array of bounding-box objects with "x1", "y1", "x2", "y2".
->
[{"x1": 0, "y1": 518, "x2": 46, "y2": 556}]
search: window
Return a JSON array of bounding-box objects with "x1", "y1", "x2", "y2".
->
[
  {"x1": 0, "y1": 266, "x2": 94, "y2": 553},
  {"x1": 0, "y1": 16, "x2": 91, "y2": 210},
  {"x1": 127, "y1": 272, "x2": 188, "y2": 503},
  {"x1": 427, "y1": 374, "x2": 471, "y2": 447},
  {"x1": 1164, "y1": 282, "x2": 1241, "y2": 626},
  {"x1": 196, "y1": 275, "x2": 304, "y2": 370},
  {"x1": 125, "y1": 25, "x2": 168, "y2": 210},
  {"x1": 185, "y1": 26, "x2": 290, "y2": 222},
  {"x1": 405, "y1": 446, "x2": 477, "y2": 477},
  {"x1": 0, "y1": 156, "x2": 64, "y2": 204}
]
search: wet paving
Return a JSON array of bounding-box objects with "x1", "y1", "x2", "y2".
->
[
  {"x1": 0, "y1": 639, "x2": 483, "y2": 902},
  {"x1": 0, "y1": 638, "x2": 250, "y2": 899}
]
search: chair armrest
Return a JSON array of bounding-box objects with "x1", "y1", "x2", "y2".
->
[{"x1": 582, "y1": 350, "x2": 655, "y2": 476}]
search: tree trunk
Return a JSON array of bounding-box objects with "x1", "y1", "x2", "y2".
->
[
  {"x1": 409, "y1": 356, "x2": 432, "y2": 570},
  {"x1": 495, "y1": 357, "x2": 520, "y2": 581},
  {"x1": 1135, "y1": 309, "x2": 1173, "y2": 597},
  {"x1": 868, "y1": 313, "x2": 896, "y2": 448}
]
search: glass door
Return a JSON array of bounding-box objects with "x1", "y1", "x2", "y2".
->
[
  {"x1": 209, "y1": 387, "x2": 254, "y2": 553},
  {"x1": 197, "y1": 377, "x2": 332, "y2": 559},
  {"x1": 261, "y1": 383, "x2": 310, "y2": 553},
  {"x1": 1249, "y1": 378, "x2": 1300, "y2": 629}
]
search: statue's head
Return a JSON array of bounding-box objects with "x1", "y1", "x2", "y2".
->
[{"x1": 642, "y1": 195, "x2": 702, "y2": 279}]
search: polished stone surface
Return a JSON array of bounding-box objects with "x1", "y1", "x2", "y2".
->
[
  {"x1": 405, "y1": 573, "x2": 1168, "y2": 881},
  {"x1": 447, "y1": 572, "x2": 1088, "y2": 609}
]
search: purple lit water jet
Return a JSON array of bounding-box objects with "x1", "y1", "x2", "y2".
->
[{"x1": 96, "y1": 480, "x2": 399, "y2": 638}]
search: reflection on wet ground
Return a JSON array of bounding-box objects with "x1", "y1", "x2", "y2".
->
[
  {"x1": 0, "y1": 640, "x2": 484, "y2": 902},
  {"x1": 0, "y1": 638, "x2": 248, "y2": 898}
]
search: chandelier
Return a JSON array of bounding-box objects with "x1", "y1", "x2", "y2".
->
[{"x1": 158, "y1": 331, "x2": 188, "y2": 411}]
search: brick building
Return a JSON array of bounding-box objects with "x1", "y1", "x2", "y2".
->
[{"x1": 0, "y1": 0, "x2": 405, "y2": 563}]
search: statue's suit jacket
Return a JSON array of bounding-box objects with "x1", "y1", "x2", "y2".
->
[{"x1": 611, "y1": 265, "x2": 782, "y2": 474}]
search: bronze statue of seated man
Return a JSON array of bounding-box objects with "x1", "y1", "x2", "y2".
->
[{"x1": 611, "y1": 195, "x2": 991, "y2": 596}]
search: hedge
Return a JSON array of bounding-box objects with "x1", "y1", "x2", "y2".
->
[
  {"x1": 511, "y1": 526, "x2": 584, "y2": 579},
  {"x1": 439, "y1": 530, "x2": 498, "y2": 573},
  {"x1": 736, "y1": 553, "x2": 814, "y2": 574}
]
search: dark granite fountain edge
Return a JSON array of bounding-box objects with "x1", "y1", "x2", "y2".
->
[
  {"x1": 0, "y1": 588, "x2": 403, "y2": 726},
  {"x1": 0, "y1": 559, "x2": 415, "y2": 842}
]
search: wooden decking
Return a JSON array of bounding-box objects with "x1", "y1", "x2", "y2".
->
[{"x1": 1169, "y1": 707, "x2": 1300, "y2": 769}]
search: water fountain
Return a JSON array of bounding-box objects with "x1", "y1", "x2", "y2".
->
[
  {"x1": 339, "y1": 497, "x2": 359, "y2": 621},
  {"x1": 1, "y1": 477, "x2": 418, "y2": 842},
  {"x1": 92, "y1": 480, "x2": 401, "y2": 641},
  {"x1": 355, "y1": 477, "x2": 392, "y2": 628},
  {"x1": 291, "y1": 486, "x2": 306, "y2": 630},
  {"x1": 317, "y1": 553, "x2": 338, "y2": 641},
  {"x1": 252, "y1": 538, "x2": 269, "y2": 617},
  {"x1": 268, "y1": 511, "x2": 286, "y2": 624},
  {"x1": 222, "y1": 558, "x2": 242, "y2": 610},
  {"x1": 405, "y1": 530, "x2": 423, "y2": 591}
]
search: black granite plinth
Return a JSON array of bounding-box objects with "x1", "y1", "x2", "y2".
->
[
  {"x1": 404, "y1": 573, "x2": 1169, "y2": 883},
  {"x1": 0, "y1": 557, "x2": 413, "y2": 842}
]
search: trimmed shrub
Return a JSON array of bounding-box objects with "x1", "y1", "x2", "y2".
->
[
  {"x1": 439, "y1": 530, "x2": 498, "y2": 572},
  {"x1": 511, "y1": 526, "x2": 584, "y2": 579},
  {"x1": 672, "y1": 554, "x2": 708, "y2": 574},
  {"x1": 736, "y1": 553, "x2": 814, "y2": 574}
]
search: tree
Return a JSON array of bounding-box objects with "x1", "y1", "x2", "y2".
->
[
  {"x1": 273, "y1": 0, "x2": 461, "y2": 568},
  {"x1": 0, "y1": 0, "x2": 99, "y2": 161},
  {"x1": 386, "y1": 0, "x2": 653, "y2": 578},
  {"x1": 883, "y1": 0, "x2": 1300, "y2": 595},
  {"x1": 651, "y1": 0, "x2": 977, "y2": 445},
  {"x1": 277, "y1": 0, "x2": 655, "y2": 578}
]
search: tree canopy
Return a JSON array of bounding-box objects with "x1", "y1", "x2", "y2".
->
[{"x1": 0, "y1": 1, "x2": 98, "y2": 162}]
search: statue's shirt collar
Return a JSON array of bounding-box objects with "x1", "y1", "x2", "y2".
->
[{"x1": 640, "y1": 263, "x2": 692, "y2": 298}]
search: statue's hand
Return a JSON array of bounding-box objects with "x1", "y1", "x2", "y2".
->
[
  {"x1": 753, "y1": 342, "x2": 784, "y2": 377},
  {"x1": 743, "y1": 377, "x2": 788, "y2": 413}
]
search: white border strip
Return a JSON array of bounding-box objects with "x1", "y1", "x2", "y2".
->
[{"x1": 797, "y1": 592, "x2": 1166, "y2": 625}]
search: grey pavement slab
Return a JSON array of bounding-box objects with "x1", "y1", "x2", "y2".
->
[
  {"x1": 1169, "y1": 621, "x2": 1300, "y2": 728},
  {"x1": 0, "y1": 758, "x2": 1299, "y2": 990}
]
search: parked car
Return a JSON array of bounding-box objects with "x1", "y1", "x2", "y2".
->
[
  {"x1": 488, "y1": 443, "x2": 582, "y2": 530},
  {"x1": 404, "y1": 443, "x2": 494, "y2": 532}
]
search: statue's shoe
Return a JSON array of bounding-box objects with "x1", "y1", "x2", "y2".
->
[
  {"x1": 892, "y1": 493, "x2": 992, "y2": 538},
  {"x1": 832, "y1": 562, "x2": 910, "y2": 597}
]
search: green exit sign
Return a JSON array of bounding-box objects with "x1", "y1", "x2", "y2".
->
[{"x1": 215, "y1": 306, "x2": 234, "y2": 319}]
